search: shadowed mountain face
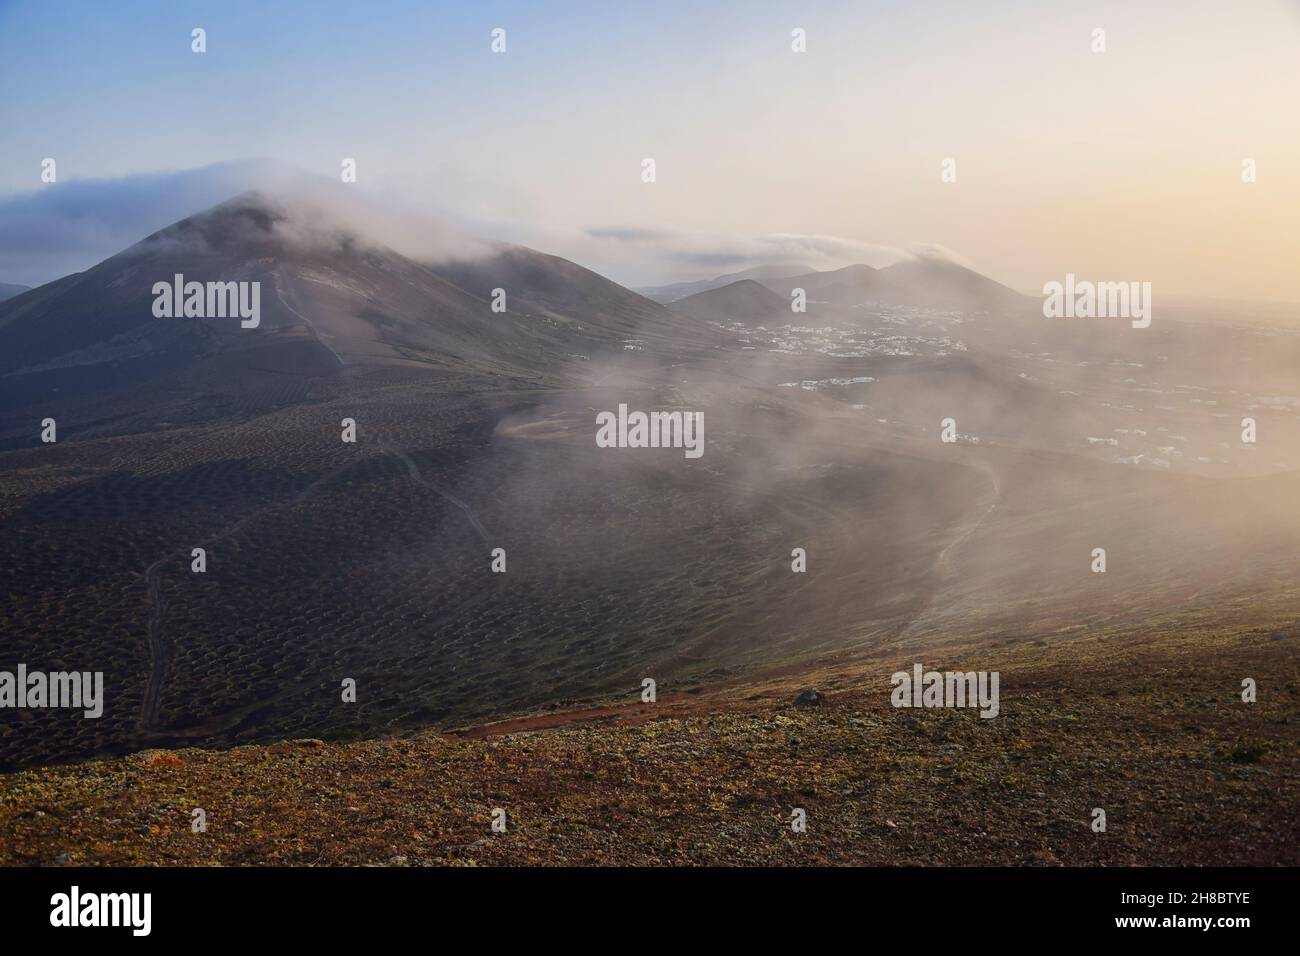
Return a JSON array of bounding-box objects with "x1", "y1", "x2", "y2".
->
[
  {"x1": 0, "y1": 193, "x2": 709, "y2": 408},
  {"x1": 670, "y1": 279, "x2": 791, "y2": 324},
  {"x1": 426, "y1": 244, "x2": 702, "y2": 355},
  {"x1": 761, "y1": 263, "x2": 885, "y2": 306},
  {"x1": 760, "y1": 259, "x2": 1028, "y2": 312},
  {"x1": 658, "y1": 259, "x2": 1031, "y2": 336},
  {"x1": 3, "y1": 190, "x2": 1300, "y2": 774},
  {"x1": 0, "y1": 283, "x2": 30, "y2": 303},
  {"x1": 874, "y1": 258, "x2": 1026, "y2": 309},
  {"x1": 636, "y1": 262, "x2": 815, "y2": 304}
]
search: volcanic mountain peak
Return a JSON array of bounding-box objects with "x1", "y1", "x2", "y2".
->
[
  {"x1": 671, "y1": 279, "x2": 790, "y2": 323},
  {"x1": 135, "y1": 190, "x2": 421, "y2": 268},
  {"x1": 757, "y1": 256, "x2": 1026, "y2": 312},
  {"x1": 144, "y1": 190, "x2": 287, "y2": 249},
  {"x1": 636, "y1": 262, "x2": 818, "y2": 303},
  {"x1": 831, "y1": 263, "x2": 880, "y2": 277},
  {"x1": 0, "y1": 191, "x2": 711, "y2": 406},
  {"x1": 760, "y1": 262, "x2": 885, "y2": 301},
  {"x1": 877, "y1": 256, "x2": 1025, "y2": 307}
]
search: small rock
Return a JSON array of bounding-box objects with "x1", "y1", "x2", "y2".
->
[
  {"x1": 268, "y1": 738, "x2": 326, "y2": 754},
  {"x1": 794, "y1": 688, "x2": 822, "y2": 707}
]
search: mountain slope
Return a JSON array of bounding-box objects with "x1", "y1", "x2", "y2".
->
[
  {"x1": 426, "y1": 243, "x2": 710, "y2": 352},
  {"x1": 877, "y1": 257, "x2": 1027, "y2": 310},
  {"x1": 761, "y1": 263, "x2": 886, "y2": 304},
  {"x1": 671, "y1": 279, "x2": 791, "y2": 324},
  {"x1": 2, "y1": 619, "x2": 1294, "y2": 865},
  {"x1": 0, "y1": 193, "x2": 709, "y2": 403},
  {"x1": 759, "y1": 259, "x2": 1028, "y2": 312},
  {"x1": 637, "y1": 262, "x2": 816, "y2": 303}
]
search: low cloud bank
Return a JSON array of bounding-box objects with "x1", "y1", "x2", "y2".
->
[
  {"x1": 0, "y1": 158, "x2": 980, "y2": 291},
  {"x1": 0, "y1": 160, "x2": 491, "y2": 287}
]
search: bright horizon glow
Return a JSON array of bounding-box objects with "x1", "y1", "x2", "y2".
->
[{"x1": 1, "y1": 0, "x2": 1298, "y2": 300}]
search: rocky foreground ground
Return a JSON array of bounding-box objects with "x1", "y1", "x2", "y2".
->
[{"x1": 1, "y1": 621, "x2": 1295, "y2": 866}]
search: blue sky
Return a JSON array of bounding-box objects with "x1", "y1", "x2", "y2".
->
[
  {"x1": 2, "y1": 0, "x2": 1298, "y2": 299},
  {"x1": 0, "y1": 0, "x2": 835, "y2": 191}
]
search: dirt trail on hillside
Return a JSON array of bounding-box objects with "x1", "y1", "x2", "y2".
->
[
  {"x1": 139, "y1": 456, "x2": 360, "y2": 734},
  {"x1": 383, "y1": 443, "x2": 491, "y2": 542}
]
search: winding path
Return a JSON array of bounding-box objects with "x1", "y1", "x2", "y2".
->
[
  {"x1": 382, "y1": 443, "x2": 491, "y2": 543},
  {"x1": 138, "y1": 457, "x2": 359, "y2": 733},
  {"x1": 274, "y1": 276, "x2": 346, "y2": 367},
  {"x1": 139, "y1": 441, "x2": 492, "y2": 736}
]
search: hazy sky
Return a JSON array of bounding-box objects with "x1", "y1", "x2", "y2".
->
[{"x1": 1, "y1": 0, "x2": 1297, "y2": 298}]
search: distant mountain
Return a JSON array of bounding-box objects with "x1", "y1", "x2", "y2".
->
[
  {"x1": 0, "y1": 192, "x2": 708, "y2": 402},
  {"x1": 636, "y1": 262, "x2": 816, "y2": 303},
  {"x1": 760, "y1": 258, "x2": 1027, "y2": 313},
  {"x1": 426, "y1": 243, "x2": 696, "y2": 353},
  {"x1": 670, "y1": 279, "x2": 791, "y2": 324},
  {"x1": 646, "y1": 255, "x2": 1030, "y2": 328},
  {"x1": 876, "y1": 257, "x2": 1026, "y2": 310},
  {"x1": 760, "y1": 263, "x2": 885, "y2": 304},
  {"x1": 0, "y1": 283, "x2": 30, "y2": 303}
]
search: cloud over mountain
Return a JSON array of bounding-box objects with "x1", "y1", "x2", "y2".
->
[
  {"x1": 582, "y1": 225, "x2": 904, "y2": 279},
  {"x1": 0, "y1": 157, "x2": 993, "y2": 296},
  {"x1": 0, "y1": 160, "x2": 492, "y2": 287}
]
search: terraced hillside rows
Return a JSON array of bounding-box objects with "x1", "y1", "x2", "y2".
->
[{"x1": 0, "y1": 359, "x2": 991, "y2": 767}]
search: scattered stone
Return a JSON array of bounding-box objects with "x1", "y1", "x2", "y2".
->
[
  {"x1": 794, "y1": 688, "x2": 822, "y2": 707},
  {"x1": 268, "y1": 738, "x2": 327, "y2": 754}
]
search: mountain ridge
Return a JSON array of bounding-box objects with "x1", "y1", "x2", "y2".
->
[
  {"x1": 0, "y1": 282, "x2": 30, "y2": 303},
  {"x1": 0, "y1": 192, "x2": 711, "y2": 404},
  {"x1": 636, "y1": 262, "x2": 818, "y2": 303}
]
